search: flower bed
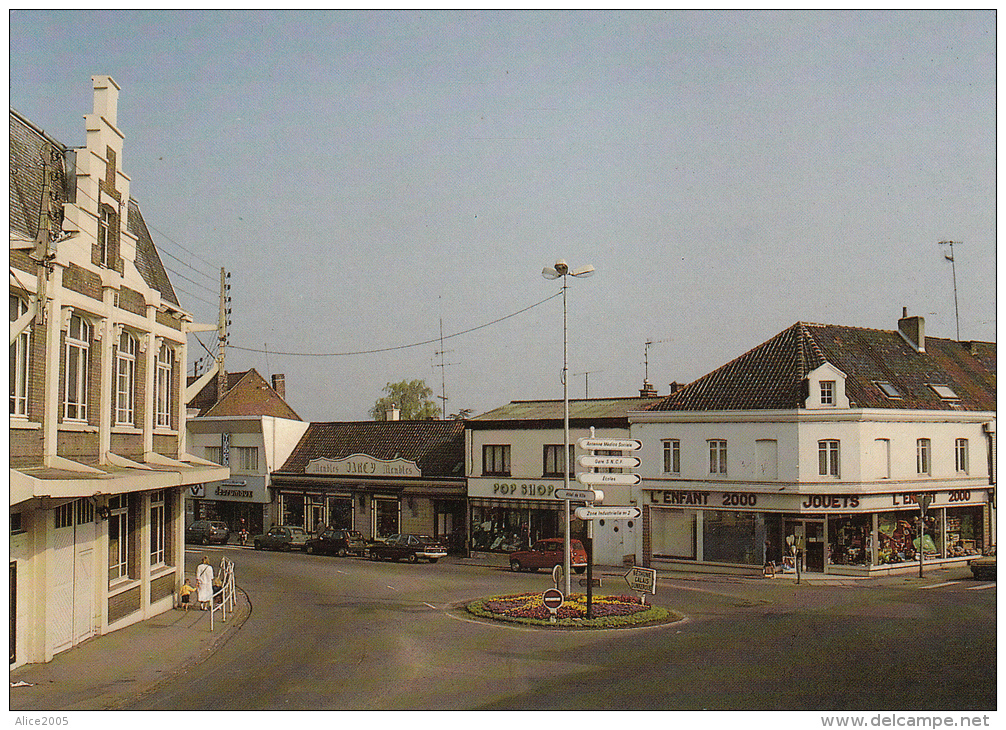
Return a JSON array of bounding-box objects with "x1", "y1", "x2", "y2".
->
[{"x1": 465, "y1": 592, "x2": 679, "y2": 629}]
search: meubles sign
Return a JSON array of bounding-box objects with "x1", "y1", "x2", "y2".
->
[{"x1": 306, "y1": 455, "x2": 421, "y2": 478}]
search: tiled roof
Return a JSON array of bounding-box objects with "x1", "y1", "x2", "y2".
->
[
  {"x1": 278, "y1": 420, "x2": 465, "y2": 478},
  {"x1": 651, "y1": 322, "x2": 996, "y2": 412},
  {"x1": 192, "y1": 369, "x2": 302, "y2": 420},
  {"x1": 127, "y1": 198, "x2": 179, "y2": 307},
  {"x1": 471, "y1": 397, "x2": 663, "y2": 425}
]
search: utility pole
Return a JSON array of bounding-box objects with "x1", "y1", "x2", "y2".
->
[
  {"x1": 217, "y1": 268, "x2": 231, "y2": 391},
  {"x1": 939, "y1": 241, "x2": 961, "y2": 341}
]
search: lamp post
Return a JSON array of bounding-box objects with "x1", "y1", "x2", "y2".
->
[{"x1": 542, "y1": 259, "x2": 594, "y2": 596}]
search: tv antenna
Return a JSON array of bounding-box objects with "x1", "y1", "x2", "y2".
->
[
  {"x1": 573, "y1": 370, "x2": 602, "y2": 398},
  {"x1": 938, "y1": 241, "x2": 961, "y2": 340},
  {"x1": 644, "y1": 339, "x2": 669, "y2": 383},
  {"x1": 433, "y1": 311, "x2": 459, "y2": 419}
]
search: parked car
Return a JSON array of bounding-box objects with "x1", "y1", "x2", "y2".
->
[
  {"x1": 969, "y1": 546, "x2": 996, "y2": 580},
  {"x1": 253, "y1": 525, "x2": 310, "y2": 552},
  {"x1": 509, "y1": 537, "x2": 588, "y2": 574},
  {"x1": 368, "y1": 534, "x2": 447, "y2": 563},
  {"x1": 186, "y1": 520, "x2": 230, "y2": 545},
  {"x1": 306, "y1": 528, "x2": 367, "y2": 556}
]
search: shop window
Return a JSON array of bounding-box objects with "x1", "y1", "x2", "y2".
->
[
  {"x1": 945, "y1": 506, "x2": 983, "y2": 556},
  {"x1": 650, "y1": 508, "x2": 696, "y2": 559},
  {"x1": 916, "y1": 438, "x2": 931, "y2": 475},
  {"x1": 542, "y1": 444, "x2": 574, "y2": 477},
  {"x1": 708, "y1": 440, "x2": 727, "y2": 475},
  {"x1": 877, "y1": 511, "x2": 939, "y2": 565},
  {"x1": 9, "y1": 294, "x2": 30, "y2": 417},
  {"x1": 470, "y1": 503, "x2": 555, "y2": 552},
  {"x1": 662, "y1": 440, "x2": 680, "y2": 474},
  {"x1": 482, "y1": 444, "x2": 511, "y2": 476},
  {"x1": 280, "y1": 493, "x2": 304, "y2": 528},
  {"x1": 818, "y1": 440, "x2": 840, "y2": 477},
  {"x1": 828, "y1": 515, "x2": 871, "y2": 566},
  {"x1": 955, "y1": 439, "x2": 969, "y2": 474},
  {"x1": 64, "y1": 313, "x2": 91, "y2": 421},
  {"x1": 373, "y1": 498, "x2": 399, "y2": 539},
  {"x1": 115, "y1": 330, "x2": 137, "y2": 425},
  {"x1": 703, "y1": 511, "x2": 763, "y2": 565}
]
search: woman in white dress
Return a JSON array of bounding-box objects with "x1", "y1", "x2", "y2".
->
[{"x1": 195, "y1": 556, "x2": 214, "y2": 610}]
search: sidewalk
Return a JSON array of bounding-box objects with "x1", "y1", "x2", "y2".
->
[{"x1": 9, "y1": 591, "x2": 249, "y2": 711}]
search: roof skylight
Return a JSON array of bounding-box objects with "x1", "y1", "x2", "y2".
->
[
  {"x1": 875, "y1": 381, "x2": 901, "y2": 398},
  {"x1": 928, "y1": 384, "x2": 960, "y2": 400}
]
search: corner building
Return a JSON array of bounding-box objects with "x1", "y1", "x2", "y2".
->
[
  {"x1": 631, "y1": 315, "x2": 995, "y2": 575},
  {"x1": 9, "y1": 77, "x2": 226, "y2": 666}
]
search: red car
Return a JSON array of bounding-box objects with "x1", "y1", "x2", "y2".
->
[{"x1": 509, "y1": 538, "x2": 588, "y2": 574}]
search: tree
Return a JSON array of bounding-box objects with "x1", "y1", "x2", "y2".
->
[{"x1": 370, "y1": 379, "x2": 441, "y2": 421}]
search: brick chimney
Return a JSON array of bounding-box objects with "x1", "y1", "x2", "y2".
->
[
  {"x1": 639, "y1": 380, "x2": 658, "y2": 397},
  {"x1": 271, "y1": 373, "x2": 286, "y2": 400},
  {"x1": 385, "y1": 403, "x2": 400, "y2": 421},
  {"x1": 898, "y1": 307, "x2": 926, "y2": 353},
  {"x1": 668, "y1": 381, "x2": 685, "y2": 394}
]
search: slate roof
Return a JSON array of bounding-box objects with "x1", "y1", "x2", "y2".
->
[
  {"x1": 469, "y1": 396, "x2": 664, "y2": 429},
  {"x1": 9, "y1": 108, "x2": 178, "y2": 307},
  {"x1": 277, "y1": 420, "x2": 465, "y2": 478},
  {"x1": 188, "y1": 369, "x2": 301, "y2": 420},
  {"x1": 651, "y1": 322, "x2": 996, "y2": 412}
]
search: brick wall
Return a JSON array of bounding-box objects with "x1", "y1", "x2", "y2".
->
[
  {"x1": 9, "y1": 430, "x2": 42, "y2": 468},
  {"x1": 108, "y1": 585, "x2": 140, "y2": 624},
  {"x1": 155, "y1": 310, "x2": 181, "y2": 330},
  {"x1": 150, "y1": 572, "x2": 175, "y2": 604},
  {"x1": 56, "y1": 430, "x2": 99, "y2": 463},
  {"x1": 28, "y1": 319, "x2": 46, "y2": 422},
  {"x1": 110, "y1": 432, "x2": 143, "y2": 460},
  {"x1": 116, "y1": 287, "x2": 146, "y2": 316},
  {"x1": 62, "y1": 263, "x2": 102, "y2": 300},
  {"x1": 153, "y1": 433, "x2": 177, "y2": 457},
  {"x1": 9, "y1": 249, "x2": 35, "y2": 275}
]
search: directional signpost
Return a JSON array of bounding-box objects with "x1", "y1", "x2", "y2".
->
[
  {"x1": 577, "y1": 437, "x2": 642, "y2": 451},
  {"x1": 577, "y1": 472, "x2": 641, "y2": 485},
  {"x1": 575, "y1": 506, "x2": 642, "y2": 520},
  {"x1": 624, "y1": 566, "x2": 657, "y2": 604},
  {"x1": 578, "y1": 455, "x2": 641, "y2": 469}
]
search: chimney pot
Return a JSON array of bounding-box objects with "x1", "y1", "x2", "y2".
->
[{"x1": 898, "y1": 312, "x2": 926, "y2": 353}]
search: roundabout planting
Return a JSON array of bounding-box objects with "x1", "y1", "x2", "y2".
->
[{"x1": 463, "y1": 591, "x2": 681, "y2": 629}]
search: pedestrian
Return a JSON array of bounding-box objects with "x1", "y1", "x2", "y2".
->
[
  {"x1": 178, "y1": 578, "x2": 196, "y2": 611},
  {"x1": 196, "y1": 556, "x2": 214, "y2": 610}
]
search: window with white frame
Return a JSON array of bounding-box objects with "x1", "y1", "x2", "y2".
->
[
  {"x1": 10, "y1": 294, "x2": 29, "y2": 416},
  {"x1": 155, "y1": 343, "x2": 174, "y2": 428},
  {"x1": 917, "y1": 438, "x2": 931, "y2": 475},
  {"x1": 482, "y1": 444, "x2": 511, "y2": 476},
  {"x1": 108, "y1": 495, "x2": 129, "y2": 583},
  {"x1": 708, "y1": 440, "x2": 727, "y2": 475},
  {"x1": 542, "y1": 444, "x2": 574, "y2": 477},
  {"x1": 150, "y1": 491, "x2": 166, "y2": 566},
  {"x1": 205, "y1": 446, "x2": 223, "y2": 464},
  {"x1": 98, "y1": 205, "x2": 112, "y2": 267},
  {"x1": 64, "y1": 314, "x2": 91, "y2": 421},
  {"x1": 663, "y1": 439, "x2": 680, "y2": 474},
  {"x1": 233, "y1": 446, "x2": 259, "y2": 472},
  {"x1": 955, "y1": 438, "x2": 969, "y2": 474},
  {"x1": 818, "y1": 440, "x2": 840, "y2": 477},
  {"x1": 820, "y1": 381, "x2": 835, "y2": 406},
  {"x1": 115, "y1": 330, "x2": 137, "y2": 425}
]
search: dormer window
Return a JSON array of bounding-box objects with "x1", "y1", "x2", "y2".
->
[
  {"x1": 876, "y1": 381, "x2": 902, "y2": 399},
  {"x1": 820, "y1": 381, "x2": 835, "y2": 406},
  {"x1": 928, "y1": 384, "x2": 959, "y2": 401}
]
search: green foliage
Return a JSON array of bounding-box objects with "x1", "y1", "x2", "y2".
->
[{"x1": 370, "y1": 379, "x2": 441, "y2": 421}]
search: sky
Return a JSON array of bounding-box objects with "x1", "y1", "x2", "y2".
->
[{"x1": 9, "y1": 10, "x2": 996, "y2": 423}]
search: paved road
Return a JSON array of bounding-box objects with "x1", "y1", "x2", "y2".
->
[{"x1": 128, "y1": 547, "x2": 995, "y2": 711}]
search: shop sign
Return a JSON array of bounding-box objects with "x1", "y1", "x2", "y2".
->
[
  {"x1": 306, "y1": 454, "x2": 421, "y2": 478},
  {"x1": 469, "y1": 478, "x2": 557, "y2": 501},
  {"x1": 645, "y1": 487, "x2": 989, "y2": 513},
  {"x1": 214, "y1": 481, "x2": 254, "y2": 499},
  {"x1": 892, "y1": 490, "x2": 984, "y2": 508}
]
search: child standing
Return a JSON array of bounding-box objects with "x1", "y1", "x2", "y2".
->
[{"x1": 179, "y1": 578, "x2": 196, "y2": 611}]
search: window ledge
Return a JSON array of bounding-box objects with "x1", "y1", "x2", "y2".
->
[
  {"x1": 9, "y1": 418, "x2": 40, "y2": 430},
  {"x1": 153, "y1": 427, "x2": 178, "y2": 435},
  {"x1": 60, "y1": 422, "x2": 98, "y2": 433},
  {"x1": 150, "y1": 564, "x2": 176, "y2": 581},
  {"x1": 108, "y1": 577, "x2": 140, "y2": 597},
  {"x1": 112, "y1": 425, "x2": 142, "y2": 434}
]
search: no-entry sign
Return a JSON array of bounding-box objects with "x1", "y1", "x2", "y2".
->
[{"x1": 542, "y1": 588, "x2": 564, "y2": 610}]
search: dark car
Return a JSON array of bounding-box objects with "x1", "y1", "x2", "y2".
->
[
  {"x1": 969, "y1": 546, "x2": 996, "y2": 580},
  {"x1": 253, "y1": 525, "x2": 309, "y2": 552},
  {"x1": 186, "y1": 520, "x2": 230, "y2": 545},
  {"x1": 368, "y1": 534, "x2": 447, "y2": 563},
  {"x1": 306, "y1": 528, "x2": 367, "y2": 557},
  {"x1": 509, "y1": 537, "x2": 588, "y2": 574}
]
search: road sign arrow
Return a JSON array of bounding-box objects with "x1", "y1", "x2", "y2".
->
[
  {"x1": 578, "y1": 455, "x2": 641, "y2": 469},
  {"x1": 577, "y1": 472, "x2": 641, "y2": 485},
  {"x1": 555, "y1": 488, "x2": 603, "y2": 503},
  {"x1": 577, "y1": 438, "x2": 642, "y2": 451},
  {"x1": 574, "y1": 506, "x2": 641, "y2": 520}
]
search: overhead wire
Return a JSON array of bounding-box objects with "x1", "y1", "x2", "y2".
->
[{"x1": 229, "y1": 291, "x2": 563, "y2": 357}]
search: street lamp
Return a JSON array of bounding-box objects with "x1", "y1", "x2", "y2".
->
[{"x1": 542, "y1": 259, "x2": 595, "y2": 596}]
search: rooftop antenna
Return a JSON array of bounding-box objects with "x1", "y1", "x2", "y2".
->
[
  {"x1": 433, "y1": 306, "x2": 459, "y2": 419},
  {"x1": 938, "y1": 241, "x2": 961, "y2": 340},
  {"x1": 573, "y1": 370, "x2": 602, "y2": 398},
  {"x1": 644, "y1": 339, "x2": 668, "y2": 383}
]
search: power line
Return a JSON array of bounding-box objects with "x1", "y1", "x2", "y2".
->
[
  {"x1": 164, "y1": 265, "x2": 217, "y2": 295},
  {"x1": 172, "y1": 284, "x2": 216, "y2": 308},
  {"x1": 231, "y1": 291, "x2": 562, "y2": 357}
]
